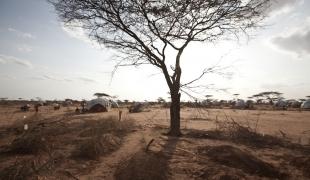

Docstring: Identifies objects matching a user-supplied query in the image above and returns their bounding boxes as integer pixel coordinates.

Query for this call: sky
[0,0,309,101]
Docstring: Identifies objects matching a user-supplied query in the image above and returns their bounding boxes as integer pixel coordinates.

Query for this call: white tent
[235,99,245,108]
[86,98,111,112]
[274,100,287,108]
[201,100,210,107]
[110,100,119,108]
[288,100,301,108]
[301,100,310,109]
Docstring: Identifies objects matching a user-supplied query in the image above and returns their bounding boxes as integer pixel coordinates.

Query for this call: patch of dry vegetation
[185,117,306,150]
[79,115,135,137]
[9,132,50,154]
[197,145,287,178]
[288,156,310,178]
[0,153,65,180]
[114,150,168,180]
[0,112,137,179]
[0,159,34,180]
[75,115,136,160]
[77,134,121,160]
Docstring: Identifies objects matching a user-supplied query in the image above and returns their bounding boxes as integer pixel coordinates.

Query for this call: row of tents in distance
[2,92,310,112]
[16,98,310,113]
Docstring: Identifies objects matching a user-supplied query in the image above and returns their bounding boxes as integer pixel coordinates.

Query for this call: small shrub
[80,116,135,137]
[9,132,49,154]
[0,160,34,180]
[77,133,121,160]
[115,151,168,180]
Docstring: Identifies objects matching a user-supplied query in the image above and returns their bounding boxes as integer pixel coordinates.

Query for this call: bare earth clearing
[0,105,309,179]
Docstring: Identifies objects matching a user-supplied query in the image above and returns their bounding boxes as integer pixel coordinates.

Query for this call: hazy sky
[0,0,309,101]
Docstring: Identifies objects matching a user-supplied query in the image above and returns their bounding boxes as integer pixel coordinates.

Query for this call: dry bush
[77,133,121,160]
[9,132,50,154]
[0,154,64,180]
[5,114,44,135]
[79,116,135,137]
[289,156,310,178]
[0,160,34,180]
[197,145,287,179]
[114,151,168,180]
[213,117,287,148]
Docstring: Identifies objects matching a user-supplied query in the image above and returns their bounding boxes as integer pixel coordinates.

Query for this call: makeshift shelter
[201,100,211,107]
[86,98,111,112]
[301,100,310,109]
[129,102,146,113]
[234,99,245,109]
[288,100,301,108]
[274,100,287,110]
[245,100,254,109]
[110,100,119,108]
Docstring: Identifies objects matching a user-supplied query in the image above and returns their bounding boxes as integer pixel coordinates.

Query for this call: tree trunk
[168,88,181,136]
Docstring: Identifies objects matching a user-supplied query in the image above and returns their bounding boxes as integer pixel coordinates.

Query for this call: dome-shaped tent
[301,100,310,109]
[201,100,211,107]
[235,99,245,109]
[274,100,287,109]
[110,100,119,108]
[86,98,111,112]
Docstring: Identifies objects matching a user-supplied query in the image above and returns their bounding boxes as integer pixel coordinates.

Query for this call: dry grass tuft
[79,115,136,137]
[289,156,310,178]
[213,118,287,148]
[9,132,50,154]
[77,133,121,160]
[0,154,64,180]
[0,160,34,180]
[114,151,168,180]
[76,116,135,160]
[197,145,287,178]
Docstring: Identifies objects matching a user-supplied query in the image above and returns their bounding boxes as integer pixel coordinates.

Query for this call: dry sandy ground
[0,105,310,179]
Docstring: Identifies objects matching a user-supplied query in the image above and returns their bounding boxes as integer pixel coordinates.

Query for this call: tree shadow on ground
[114,135,179,180]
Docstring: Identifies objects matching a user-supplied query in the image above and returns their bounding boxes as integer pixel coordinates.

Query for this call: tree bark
[168,87,181,136]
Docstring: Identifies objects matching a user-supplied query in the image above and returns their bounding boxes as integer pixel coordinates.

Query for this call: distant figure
[81,100,86,112]
[75,107,80,113]
[35,104,40,112]
[119,110,122,121]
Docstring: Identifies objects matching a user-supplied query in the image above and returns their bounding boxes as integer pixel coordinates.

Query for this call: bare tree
[253,91,283,105]
[49,0,270,136]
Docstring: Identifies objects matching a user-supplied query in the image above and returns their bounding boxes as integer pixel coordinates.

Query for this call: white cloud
[17,44,33,53]
[30,76,46,81]
[78,77,97,83]
[8,27,36,39]
[61,24,90,43]
[0,54,34,68]
[61,22,103,49]
[43,75,61,81]
[260,82,287,90]
[270,17,310,57]
[0,58,6,64]
[30,73,96,83]
[266,0,303,17]
[39,74,74,82]
[0,74,16,80]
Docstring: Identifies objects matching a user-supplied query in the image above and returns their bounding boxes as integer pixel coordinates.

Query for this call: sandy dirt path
[79,130,147,180]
